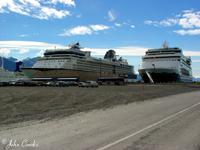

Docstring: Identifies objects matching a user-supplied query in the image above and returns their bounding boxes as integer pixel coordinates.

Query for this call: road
[0,91,200,150]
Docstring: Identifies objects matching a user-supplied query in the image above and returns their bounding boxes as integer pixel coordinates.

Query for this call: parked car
[9,80,17,86]
[78,81,98,88]
[13,80,26,86]
[35,81,47,86]
[78,82,88,87]
[86,81,98,87]
[55,81,72,87]
[45,81,78,87]
[66,81,78,86]
[46,81,57,87]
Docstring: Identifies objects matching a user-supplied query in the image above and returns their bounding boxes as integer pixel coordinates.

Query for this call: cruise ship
[138,43,193,83]
[22,43,134,81]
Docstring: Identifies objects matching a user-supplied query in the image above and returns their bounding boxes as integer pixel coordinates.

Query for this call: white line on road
[96,102,200,150]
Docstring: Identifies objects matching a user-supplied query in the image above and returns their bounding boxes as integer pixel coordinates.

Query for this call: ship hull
[139,68,181,83]
[22,68,119,81]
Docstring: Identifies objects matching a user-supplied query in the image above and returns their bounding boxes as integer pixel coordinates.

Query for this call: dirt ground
[0,84,199,129]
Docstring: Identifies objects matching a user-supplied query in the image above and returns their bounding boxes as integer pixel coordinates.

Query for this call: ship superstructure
[22,43,134,81]
[138,44,192,83]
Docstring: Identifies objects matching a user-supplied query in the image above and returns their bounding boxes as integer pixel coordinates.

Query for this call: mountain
[22,57,38,67]
[0,57,37,71]
[193,77,200,82]
[0,57,17,71]
[7,57,18,62]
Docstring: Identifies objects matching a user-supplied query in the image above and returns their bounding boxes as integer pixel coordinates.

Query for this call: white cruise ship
[22,43,134,81]
[138,43,193,83]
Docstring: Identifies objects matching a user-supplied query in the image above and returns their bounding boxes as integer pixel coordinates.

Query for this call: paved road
[0,91,200,150]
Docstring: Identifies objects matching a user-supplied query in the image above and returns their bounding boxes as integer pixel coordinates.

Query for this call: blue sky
[0,0,200,77]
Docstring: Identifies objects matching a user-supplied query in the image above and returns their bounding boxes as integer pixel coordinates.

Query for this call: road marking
[96,102,200,150]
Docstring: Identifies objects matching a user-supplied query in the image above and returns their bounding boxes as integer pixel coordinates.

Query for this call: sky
[0,0,200,77]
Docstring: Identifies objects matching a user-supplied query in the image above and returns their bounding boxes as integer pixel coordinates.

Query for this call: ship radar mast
[162,41,169,49]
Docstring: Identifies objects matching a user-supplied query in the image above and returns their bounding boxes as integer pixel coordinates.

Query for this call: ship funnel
[104,50,117,61]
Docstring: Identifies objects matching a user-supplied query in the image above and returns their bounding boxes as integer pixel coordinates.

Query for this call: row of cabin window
[144,59,180,61]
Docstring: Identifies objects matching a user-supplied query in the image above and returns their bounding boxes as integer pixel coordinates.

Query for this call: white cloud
[174,29,200,36]
[179,10,200,29]
[38,7,70,20]
[19,48,29,54]
[144,20,156,27]
[183,50,200,56]
[51,0,75,6]
[160,18,178,27]
[0,48,11,56]
[59,24,110,36]
[83,46,148,56]
[59,26,92,36]
[192,59,200,63]
[19,34,28,37]
[85,46,200,57]
[145,10,200,36]
[144,19,178,27]
[1,41,63,49]
[19,0,40,7]
[0,0,29,16]
[0,0,73,20]
[90,24,110,31]
[0,41,65,58]
[111,46,147,56]
[36,49,45,57]
[1,41,200,58]
[130,25,135,28]
[114,22,135,29]
[108,10,117,22]
[114,23,122,27]
[0,41,147,56]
